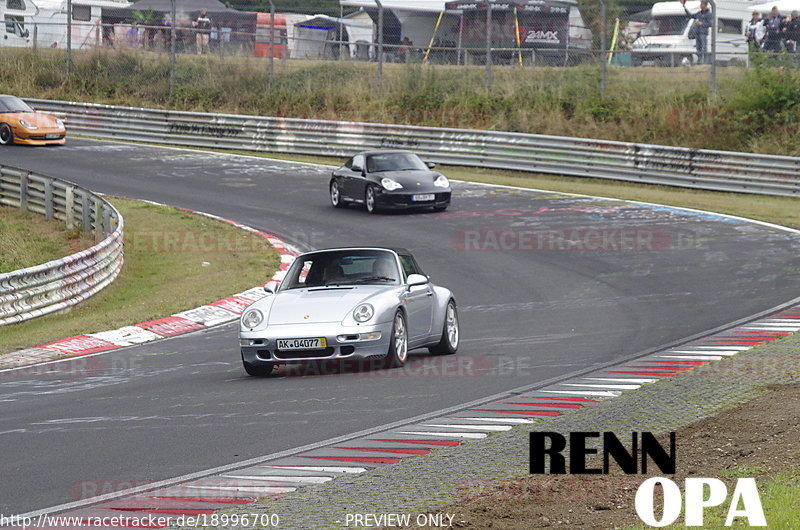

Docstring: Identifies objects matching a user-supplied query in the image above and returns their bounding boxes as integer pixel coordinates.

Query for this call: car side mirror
[351,165,363,173]
[263,280,279,294]
[426,161,436,169]
[407,274,428,287]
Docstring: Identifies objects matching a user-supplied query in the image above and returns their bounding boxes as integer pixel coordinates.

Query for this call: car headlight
[381,178,403,191]
[353,303,374,323]
[55,118,65,128]
[434,175,450,188]
[242,309,264,328]
[19,119,38,130]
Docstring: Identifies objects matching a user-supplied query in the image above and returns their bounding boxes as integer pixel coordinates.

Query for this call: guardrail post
[82,191,91,233]
[485,3,493,91]
[710,0,717,96]
[94,199,103,241]
[65,186,75,230]
[599,0,607,98]
[44,179,54,221]
[103,207,112,234]
[375,0,384,91]
[20,172,29,213]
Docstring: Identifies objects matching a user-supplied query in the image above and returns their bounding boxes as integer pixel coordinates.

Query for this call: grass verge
[5,48,800,155]
[0,197,279,355]
[0,206,94,273]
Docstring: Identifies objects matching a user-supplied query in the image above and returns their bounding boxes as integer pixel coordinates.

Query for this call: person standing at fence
[762,7,785,54]
[781,11,800,53]
[745,11,766,52]
[193,9,212,54]
[680,0,712,65]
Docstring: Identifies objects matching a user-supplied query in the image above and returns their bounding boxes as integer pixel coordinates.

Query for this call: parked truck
[631,0,751,66]
[2,0,132,49]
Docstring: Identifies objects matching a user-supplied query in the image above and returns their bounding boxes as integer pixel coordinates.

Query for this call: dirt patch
[421,384,800,529]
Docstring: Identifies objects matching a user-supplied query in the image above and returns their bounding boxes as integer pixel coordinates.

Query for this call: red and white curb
[0,203,299,372]
[13,304,798,527]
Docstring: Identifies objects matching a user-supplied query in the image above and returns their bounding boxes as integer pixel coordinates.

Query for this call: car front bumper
[240,320,394,365]
[13,127,66,145]
[374,189,451,210]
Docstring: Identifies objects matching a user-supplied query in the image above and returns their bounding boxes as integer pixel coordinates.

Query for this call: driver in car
[372,257,399,281]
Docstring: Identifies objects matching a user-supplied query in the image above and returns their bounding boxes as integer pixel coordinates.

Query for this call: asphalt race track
[1,139,798,514]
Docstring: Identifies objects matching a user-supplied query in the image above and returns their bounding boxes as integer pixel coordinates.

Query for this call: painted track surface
[0,139,798,515]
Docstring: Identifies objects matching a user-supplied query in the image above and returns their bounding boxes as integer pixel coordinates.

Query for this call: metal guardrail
[28,99,800,198]
[0,165,124,326]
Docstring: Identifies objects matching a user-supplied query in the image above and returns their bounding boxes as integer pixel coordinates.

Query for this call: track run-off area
[1,138,799,515]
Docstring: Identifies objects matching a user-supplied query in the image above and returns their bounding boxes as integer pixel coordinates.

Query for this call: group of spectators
[121,9,217,54]
[745,7,800,53]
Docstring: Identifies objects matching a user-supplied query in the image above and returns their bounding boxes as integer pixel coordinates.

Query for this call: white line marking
[560,383,641,390]
[422,424,512,431]
[668,350,739,356]
[659,355,723,361]
[584,378,657,384]
[744,324,800,332]
[398,431,487,439]
[185,485,296,493]
[454,417,534,424]
[687,346,751,350]
[268,466,366,474]
[221,475,332,484]
[540,390,621,397]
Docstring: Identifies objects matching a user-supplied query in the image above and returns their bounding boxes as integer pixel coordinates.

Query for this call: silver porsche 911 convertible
[239,247,459,377]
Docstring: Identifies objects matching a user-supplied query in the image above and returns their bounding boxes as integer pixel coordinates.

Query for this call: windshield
[642,16,691,36]
[280,249,401,290]
[0,96,33,113]
[366,153,428,173]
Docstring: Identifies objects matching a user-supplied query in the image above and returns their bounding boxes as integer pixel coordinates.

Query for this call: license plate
[412,194,435,202]
[277,337,327,350]
[45,134,61,139]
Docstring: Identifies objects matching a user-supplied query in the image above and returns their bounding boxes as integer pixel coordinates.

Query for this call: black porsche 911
[329,150,451,213]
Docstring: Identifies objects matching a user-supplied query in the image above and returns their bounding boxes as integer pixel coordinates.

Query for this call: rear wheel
[330,180,344,208]
[365,185,378,214]
[385,311,408,368]
[429,300,459,355]
[0,124,13,145]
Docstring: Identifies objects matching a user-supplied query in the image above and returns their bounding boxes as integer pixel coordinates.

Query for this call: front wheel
[0,124,13,146]
[385,311,408,368]
[365,185,378,214]
[243,361,274,377]
[330,180,344,208]
[429,300,459,355]
[242,351,274,376]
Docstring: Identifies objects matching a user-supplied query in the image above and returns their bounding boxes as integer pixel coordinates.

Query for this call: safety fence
[0,165,124,326]
[9,0,784,96]
[28,98,800,198]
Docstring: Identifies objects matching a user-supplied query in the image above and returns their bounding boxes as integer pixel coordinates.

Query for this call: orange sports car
[0,95,66,146]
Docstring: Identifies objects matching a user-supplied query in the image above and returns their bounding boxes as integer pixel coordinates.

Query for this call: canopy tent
[123,0,240,12]
[445,0,589,51]
[103,0,257,47]
[293,14,374,59]
[105,0,255,26]
[340,0,447,14]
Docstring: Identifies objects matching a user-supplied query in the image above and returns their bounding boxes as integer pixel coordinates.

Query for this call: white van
[1,0,129,49]
[631,0,750,65]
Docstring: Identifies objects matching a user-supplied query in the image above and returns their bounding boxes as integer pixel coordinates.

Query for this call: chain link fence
[5,0,789,95]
